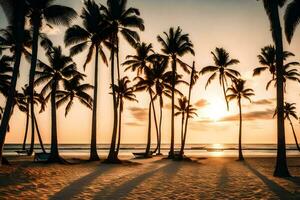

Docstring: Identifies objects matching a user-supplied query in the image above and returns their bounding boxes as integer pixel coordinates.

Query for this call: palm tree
[100,0,144,162]
[260,0,290,177]
[123,42,161,154]
[226,79,254,161]
[64,0,111,161]
[175,96,197,145]
[25,0,77,158]
[200,47,240,111]
[284,0,300,44]
[0,0,27,165]
[17,85,46,153]
[35,45,80,163]
[0,56,13,97]
[157,26,194,158]
[112,76,137,159]
[274,102,300,151]
[123,42,155,75]
[180,62,199,158]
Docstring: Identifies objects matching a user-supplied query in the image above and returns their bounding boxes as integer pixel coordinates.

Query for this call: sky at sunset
[1,0,300,145]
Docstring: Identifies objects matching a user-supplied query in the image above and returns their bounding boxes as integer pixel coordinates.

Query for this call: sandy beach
[0,156,300,199]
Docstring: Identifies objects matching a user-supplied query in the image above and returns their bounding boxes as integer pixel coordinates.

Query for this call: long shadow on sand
[217,165,228,191]
[243,161,298,199]
[92,162,173,200]
[49,165,113,200]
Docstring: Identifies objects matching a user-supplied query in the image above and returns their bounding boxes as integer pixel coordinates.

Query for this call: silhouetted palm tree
[260,0,290,177]
[100,0,144,162]
[25,0,77,158]
[0,56,13,97]
[112,76,137,159]
[284,0,300,43]
[157,26,194,158]
[64,0,111,161]
[18,85,46,153]
[123,42,161,154]
[180,62,199,158]
[35,45,81,163]
[175,96,197,144]
[200,47,240,111]
[0,0,27,165]
[274,102,300,151]
[226,79,254,161]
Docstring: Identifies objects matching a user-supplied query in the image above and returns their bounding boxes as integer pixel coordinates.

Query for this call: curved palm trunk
[48,80,60,162]
[222,76,229,111]
[149,92,159,154]
[157,101,163,155]
[169,57,176,158]
[28,16,41,156]
[145,102,152,157]
[89,45,100,161]
[107,35,118,162]
[0,1,26,165]
[34,114,46,153]
[288,118,300,151]
[264,1,290,177]
[180,63,195,157]
[115,97,122,158]
[238,98,244,161]
[22,104,29,150]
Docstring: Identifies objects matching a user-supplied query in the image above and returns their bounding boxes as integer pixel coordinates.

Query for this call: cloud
[125,122,144,127]
[195,99,209,108]
[251,98,275,105]
[220,109,274,122]
[128,107,148,121]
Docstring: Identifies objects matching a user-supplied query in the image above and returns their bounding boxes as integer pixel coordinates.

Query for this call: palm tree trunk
[222,76,229,111]
[107,35,118,162]
[22,104,29,150]
[181,113,184,144]
[48,80,60,162]
[0,1,26,165]
[180,62,195,157]
[34,114,46,153]
[145,102,152,157]
[238,98,244,161]
[288,118,300,151]
[89,45,100,161]
[169,56,176,158]
[158,100,163,155]
[28,16,40,156]
[149,92,159,154]
[264,1,290,177]
[115,97,122,158]
[116,36,120,82]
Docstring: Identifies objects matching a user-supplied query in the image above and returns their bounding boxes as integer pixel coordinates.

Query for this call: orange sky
[1,0,300,144]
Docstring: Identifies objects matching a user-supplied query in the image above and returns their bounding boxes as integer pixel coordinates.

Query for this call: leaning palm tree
[0,0,27,165]
[157,26,194,158]
[100,0,144,162]
[226,79,254,161]
[25,0,77,158]
[200,47,240,111]
[284,0,300,44]
[17,85,46,153]
[35,45,81,163]
[64,0,111,161]
[123,42,160,154]
[260,0,290,177]
[112,76,137,160]
[175,96,197,144]
[274,102,300,151]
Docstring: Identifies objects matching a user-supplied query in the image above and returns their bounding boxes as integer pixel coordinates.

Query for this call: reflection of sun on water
[210,144,225,157]
[205,99,228,122]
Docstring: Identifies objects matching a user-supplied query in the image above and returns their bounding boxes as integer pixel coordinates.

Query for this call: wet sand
[1,156,300,199]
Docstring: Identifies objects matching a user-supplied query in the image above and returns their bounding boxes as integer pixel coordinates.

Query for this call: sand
[1,155,300,199]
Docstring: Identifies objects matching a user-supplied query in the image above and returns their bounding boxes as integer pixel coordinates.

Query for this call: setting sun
[205,99,228,122]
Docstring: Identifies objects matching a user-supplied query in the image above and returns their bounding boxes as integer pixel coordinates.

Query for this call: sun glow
[205,99,228,122]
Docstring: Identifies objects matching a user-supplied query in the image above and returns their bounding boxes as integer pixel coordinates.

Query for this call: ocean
[3,144,300,157]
